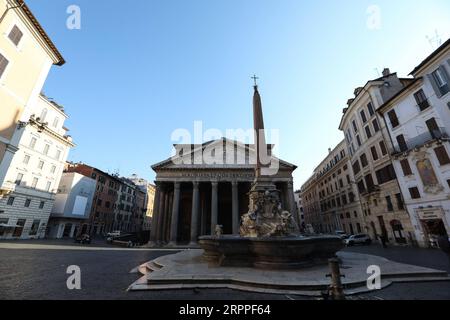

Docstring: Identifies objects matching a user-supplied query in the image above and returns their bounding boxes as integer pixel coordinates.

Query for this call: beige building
[339,69,415,245]
[300,141,365,235]
[0,0,64,188]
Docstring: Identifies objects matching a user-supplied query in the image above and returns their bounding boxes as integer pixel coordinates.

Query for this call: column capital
[231,180,238,187]
[192,181,200,188]
[174,182,181,189]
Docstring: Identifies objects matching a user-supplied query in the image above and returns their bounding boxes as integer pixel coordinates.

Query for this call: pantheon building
[149,138,298,247]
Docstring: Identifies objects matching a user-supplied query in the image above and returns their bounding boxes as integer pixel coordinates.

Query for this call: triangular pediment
[152,138,296,171]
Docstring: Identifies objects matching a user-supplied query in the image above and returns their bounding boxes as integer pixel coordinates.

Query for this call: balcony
[392,128,449,155]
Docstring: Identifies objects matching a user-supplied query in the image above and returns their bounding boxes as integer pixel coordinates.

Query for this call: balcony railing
[392,128,449,155]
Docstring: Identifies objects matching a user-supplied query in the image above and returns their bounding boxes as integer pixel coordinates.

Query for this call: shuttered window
[434,146,450,166]
[388,110,400,128]
[414,89,430,111]
[400,159,412,176]
[371,146,379,161]
[409,187,421,199]
[0,53,9,78]
[396,134,408,152]
[8,25,23,46]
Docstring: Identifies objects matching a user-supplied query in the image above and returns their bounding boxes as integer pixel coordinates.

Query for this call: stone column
[148,184,161,246]
[210,181,219,235]
[232,181,239,235]
[287,181,298,224]
[189,181,200,246]
[162,191,170,243]
[168,182,181,246]
[155,186,166,244]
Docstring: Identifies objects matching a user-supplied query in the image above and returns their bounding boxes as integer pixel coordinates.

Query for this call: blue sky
[27,0,450,189]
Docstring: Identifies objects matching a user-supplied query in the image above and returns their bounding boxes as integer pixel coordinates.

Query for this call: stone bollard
[326,257,346,300]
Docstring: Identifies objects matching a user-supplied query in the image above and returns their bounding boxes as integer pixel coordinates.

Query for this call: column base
[166,241,178,248]
[188,241,200,248]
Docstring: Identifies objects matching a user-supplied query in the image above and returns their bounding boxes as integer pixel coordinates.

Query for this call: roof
[410,37,450,76]
[14,0,65,65]
[377,77,423,114]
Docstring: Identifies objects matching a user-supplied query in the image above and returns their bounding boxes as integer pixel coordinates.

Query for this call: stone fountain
[198,82,343,270]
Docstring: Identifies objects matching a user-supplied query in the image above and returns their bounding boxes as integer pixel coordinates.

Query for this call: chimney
[382,68,391,77]
[328,148,332,153]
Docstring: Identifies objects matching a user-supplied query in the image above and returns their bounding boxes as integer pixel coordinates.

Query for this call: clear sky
[27,0,450,189]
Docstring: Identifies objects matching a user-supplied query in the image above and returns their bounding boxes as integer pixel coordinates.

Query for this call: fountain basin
[198,235,344,270]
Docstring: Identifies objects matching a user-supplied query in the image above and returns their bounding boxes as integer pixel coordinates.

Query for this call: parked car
[74,234,91,244]
[107,231,122,237]
[335,230,349,239]
[344,234,372,246]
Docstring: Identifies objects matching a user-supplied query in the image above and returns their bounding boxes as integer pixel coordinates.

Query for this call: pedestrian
[380,234,387,249]
[437,235,450,265]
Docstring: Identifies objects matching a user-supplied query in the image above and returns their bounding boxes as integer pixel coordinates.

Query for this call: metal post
[326,258,346,300]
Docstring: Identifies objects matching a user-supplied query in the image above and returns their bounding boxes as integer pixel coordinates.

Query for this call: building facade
[47,172,96,239]
[65,163,121,235]
[339,70,415,245]
[0,0,64,188]
[300,141,365,235]
[0,94,73,239]
[378,39,450,247]
[149,138,297,247]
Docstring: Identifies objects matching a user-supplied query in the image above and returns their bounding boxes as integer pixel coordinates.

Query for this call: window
[364,174,375,190]
[24,199,31,208]
[45,181,51,192]
[395,193,404,210]
[360,153,368,168]
[55,150,61,160]
[349,192,355,203]
[388,110,400,128]
[431,67,450,96]
[0,53,9,79]
[29,137,37,149]
[356,135,362,147]
[40,108,48,122]
[38,160,44,170]
[43,144,50,155]
[400,159,413,176]
[372,119,380,132]
[52,117,59,128]
[396,134,408,152]
[425,118,441,138]
[39,201,45,209]
[15,173,24,185]
[386,196,394,212]
[0,218,9,236]
[8,25,23,46]
[352,160,361,175]
[23,154,30,164]
[371,146,379,161]
[50,165,56,174]
[7,197,15,205]
[379,141,387,156]
[434,146,450,165]
[357,180,366,194]
[409,187,421,199]
[360,110,367,123]
[365,126,372,139]
[376,164,396,185]
[414,89,430,111]
[29,220,40,236]
[367,102,374,116]
[352,120,358,133]
[31,177,38,188]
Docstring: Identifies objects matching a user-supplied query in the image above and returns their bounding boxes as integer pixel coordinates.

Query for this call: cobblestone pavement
[0,240,449,300]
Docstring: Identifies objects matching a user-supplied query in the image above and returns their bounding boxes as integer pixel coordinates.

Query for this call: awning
[0,223,21,228]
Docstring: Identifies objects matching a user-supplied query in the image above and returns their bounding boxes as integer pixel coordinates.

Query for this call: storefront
[416,207,449,248]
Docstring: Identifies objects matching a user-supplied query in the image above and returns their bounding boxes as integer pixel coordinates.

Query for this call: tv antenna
[426,30,442,49]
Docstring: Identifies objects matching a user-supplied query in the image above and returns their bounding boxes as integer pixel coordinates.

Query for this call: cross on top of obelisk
[251,74,259,86]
